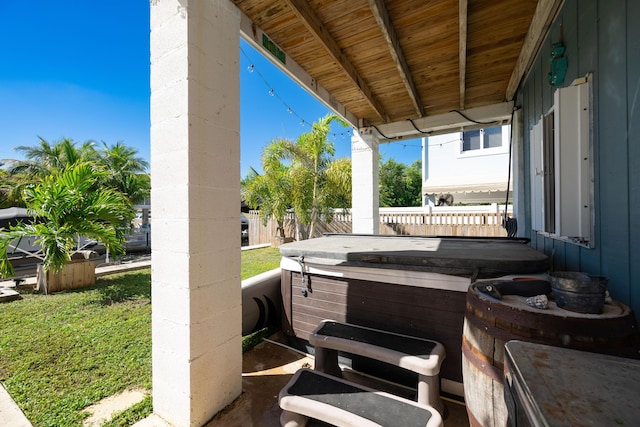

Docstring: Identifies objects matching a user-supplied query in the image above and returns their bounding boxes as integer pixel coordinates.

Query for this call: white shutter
[530,119,544,231]
[554,81,591,243]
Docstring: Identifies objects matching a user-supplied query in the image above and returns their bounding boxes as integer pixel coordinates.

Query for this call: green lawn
[0,246,282,427]
[241,246,282,278]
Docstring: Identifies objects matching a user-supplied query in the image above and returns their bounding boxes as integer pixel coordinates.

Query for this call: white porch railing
[246,204,513,245]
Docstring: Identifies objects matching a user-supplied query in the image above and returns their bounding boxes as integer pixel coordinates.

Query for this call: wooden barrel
[462,283,640,427]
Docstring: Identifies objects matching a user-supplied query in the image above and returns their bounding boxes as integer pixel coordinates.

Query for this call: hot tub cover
[280,234,548,277]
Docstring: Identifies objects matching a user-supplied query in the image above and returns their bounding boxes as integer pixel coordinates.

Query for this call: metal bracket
[297,256,312,296]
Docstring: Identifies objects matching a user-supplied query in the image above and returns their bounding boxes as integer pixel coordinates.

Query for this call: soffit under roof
[234,0,563,141]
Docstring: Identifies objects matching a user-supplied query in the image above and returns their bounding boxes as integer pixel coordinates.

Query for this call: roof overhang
[367,101,514,142]
[235,0,564,141]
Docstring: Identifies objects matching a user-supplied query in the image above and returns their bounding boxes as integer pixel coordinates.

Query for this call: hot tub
[279,234,549,396]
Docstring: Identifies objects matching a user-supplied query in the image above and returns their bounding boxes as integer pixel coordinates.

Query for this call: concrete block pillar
[351,129,380,234]
[421,136,429,207]
[150,1,242,426]
[512,109,526,235]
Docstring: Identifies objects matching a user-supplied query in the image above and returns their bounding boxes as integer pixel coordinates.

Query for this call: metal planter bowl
[549,272,607,314]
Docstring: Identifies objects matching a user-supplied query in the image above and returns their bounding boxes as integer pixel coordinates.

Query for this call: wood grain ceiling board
[234,0,547,132]
[313,1,408,121]
[385,1,460,117]
[464,0,539,105]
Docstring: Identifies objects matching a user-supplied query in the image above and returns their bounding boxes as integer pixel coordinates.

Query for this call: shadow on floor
[206,332,469,426]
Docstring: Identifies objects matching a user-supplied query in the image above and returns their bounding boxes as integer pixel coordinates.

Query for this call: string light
[379,137,460,151]
[427,138,461,147]
[240,46,352,141]
[385,141,422,149]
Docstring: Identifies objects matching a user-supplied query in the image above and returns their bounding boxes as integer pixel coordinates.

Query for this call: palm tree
[4,138,97,206]
[0,163,134,278]
[4,138,150,207]
[9,137,96,177]
[241,147,293,240]
[0,167,23,208]
[279,113,350,238]
[323,157,352,211]
[94,141,150,204]
[242,114,351,240]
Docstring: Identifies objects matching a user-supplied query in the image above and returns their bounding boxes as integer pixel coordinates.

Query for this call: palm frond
[0,162,135,277]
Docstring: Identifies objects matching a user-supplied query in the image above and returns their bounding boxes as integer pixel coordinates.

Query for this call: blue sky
[0,1,423,177]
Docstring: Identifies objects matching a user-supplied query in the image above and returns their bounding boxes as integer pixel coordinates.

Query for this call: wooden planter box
[36,259,98,294]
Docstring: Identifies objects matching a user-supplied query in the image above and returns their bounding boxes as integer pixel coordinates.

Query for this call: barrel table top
[505,340,640,426]
[468,283,632,319]
[465,283,640,359]
[280,235,549,277]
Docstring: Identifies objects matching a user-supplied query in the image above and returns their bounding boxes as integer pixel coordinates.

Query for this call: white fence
[247,204,512,245]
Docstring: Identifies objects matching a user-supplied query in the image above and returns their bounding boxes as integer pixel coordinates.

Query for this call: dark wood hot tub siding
[281,270,467,383]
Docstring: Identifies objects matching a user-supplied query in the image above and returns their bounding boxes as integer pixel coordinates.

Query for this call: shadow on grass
[92,271,152,305]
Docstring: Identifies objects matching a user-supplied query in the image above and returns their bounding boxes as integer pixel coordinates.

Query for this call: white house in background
[422,125,512,206]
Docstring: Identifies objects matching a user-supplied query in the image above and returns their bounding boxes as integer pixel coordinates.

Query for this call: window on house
[530,77,593,246]
[462,130,481,151]
[484,127,503,148]
[462,126,504,152]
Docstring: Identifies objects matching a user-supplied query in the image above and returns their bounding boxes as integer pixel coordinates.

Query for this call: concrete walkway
[0,384,32,427]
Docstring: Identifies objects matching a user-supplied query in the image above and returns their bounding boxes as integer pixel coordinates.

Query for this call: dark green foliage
[379,158,422,207]
[242,325,280,353]
[3,137,150,207]
[0,163,135,276]
[242,114,351,239]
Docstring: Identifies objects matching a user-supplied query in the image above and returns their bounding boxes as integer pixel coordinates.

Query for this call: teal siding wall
[520,0,640,314]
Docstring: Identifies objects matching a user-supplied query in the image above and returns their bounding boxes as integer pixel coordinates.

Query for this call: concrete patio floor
[205,332,470,426]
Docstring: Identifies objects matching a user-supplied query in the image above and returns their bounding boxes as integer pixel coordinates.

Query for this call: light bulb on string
[241,46,345,133]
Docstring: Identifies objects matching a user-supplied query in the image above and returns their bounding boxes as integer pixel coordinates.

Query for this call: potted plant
[0,163,134,293]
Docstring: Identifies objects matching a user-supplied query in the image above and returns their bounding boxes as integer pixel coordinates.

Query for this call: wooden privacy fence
[246,205,512,246]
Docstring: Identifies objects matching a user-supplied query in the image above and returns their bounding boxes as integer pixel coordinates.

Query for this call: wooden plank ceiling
[233,0,562,140]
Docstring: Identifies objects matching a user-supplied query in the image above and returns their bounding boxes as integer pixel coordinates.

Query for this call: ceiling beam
[366,101,514,142]
[458,0,467,110]
[367,0,423,118]
[506,0,565,100]
[284,0,389,122]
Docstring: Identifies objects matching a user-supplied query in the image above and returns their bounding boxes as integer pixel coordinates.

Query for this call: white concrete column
[512,108,525,235]
[150,1,242,426]
[351,129,380,234]
[421,136,429,207]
